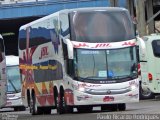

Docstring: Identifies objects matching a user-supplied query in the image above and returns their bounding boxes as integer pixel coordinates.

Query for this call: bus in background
[5,55,25,111]
[136,44,154,100]
[138,34,160,98]
[138,63,154,99]
[0,34,7,108]
[19,7,139,115]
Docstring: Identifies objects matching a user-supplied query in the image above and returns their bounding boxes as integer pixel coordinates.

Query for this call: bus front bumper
[73,90,139,106]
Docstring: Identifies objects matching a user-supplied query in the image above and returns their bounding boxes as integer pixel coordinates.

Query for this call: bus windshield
[74,47,137,82]
[7,66,21,93]
[69,10,135,42]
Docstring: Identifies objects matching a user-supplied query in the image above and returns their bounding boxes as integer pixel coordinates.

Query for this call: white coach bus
[5,55,25,111]
[138,34,160,96]
[0,34,7,108]
[18,7,139,115]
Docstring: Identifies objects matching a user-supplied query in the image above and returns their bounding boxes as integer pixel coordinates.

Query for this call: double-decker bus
[18,7,139,115]
[0,34,7,108]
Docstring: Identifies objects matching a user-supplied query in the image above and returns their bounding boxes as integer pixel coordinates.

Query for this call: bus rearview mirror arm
[63,39,73,59]
[136,37,146,61]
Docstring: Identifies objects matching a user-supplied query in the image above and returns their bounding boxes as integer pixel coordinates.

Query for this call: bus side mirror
[64,39,73,59]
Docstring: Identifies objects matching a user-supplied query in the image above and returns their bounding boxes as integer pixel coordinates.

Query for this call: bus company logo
[78,83,101,88]
[122,41,135,46]
[39,46,49,59]
[94,43,111,48]
[103,96,114,102]
[73,42,89,48]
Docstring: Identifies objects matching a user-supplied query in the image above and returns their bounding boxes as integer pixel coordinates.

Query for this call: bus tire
[64,102,73,113]
[43,107,51,114]
[18,106,26,111]
[118,103,126,111]
[139,84,154,100]
[14,107,19,111]
[101,104,118,111]
[30,94,42,115]
[56,94,65,114]
[77,106,92,113]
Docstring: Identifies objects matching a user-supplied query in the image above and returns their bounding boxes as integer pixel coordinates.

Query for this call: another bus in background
[5,55,25,111]
[0,34,7,108]
[138,34,160,99]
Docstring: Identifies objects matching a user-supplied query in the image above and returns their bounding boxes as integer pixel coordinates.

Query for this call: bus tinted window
[152,40,160,57]
[70,10,135,42]
[19,30,26,50]
[34,60,63,83]
[0,38,4,62]
[29,27,51,48]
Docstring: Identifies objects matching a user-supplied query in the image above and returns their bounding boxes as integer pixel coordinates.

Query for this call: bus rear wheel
[30,94,42,115]
[56,94,73,114]
[56,95,65,114]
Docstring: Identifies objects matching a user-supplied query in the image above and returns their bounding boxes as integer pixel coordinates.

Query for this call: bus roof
[6,55,19,66]
[19,7,128,30]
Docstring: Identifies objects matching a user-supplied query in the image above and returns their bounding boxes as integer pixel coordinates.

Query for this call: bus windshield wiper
[113,75,136,79]
[78,76,99,81]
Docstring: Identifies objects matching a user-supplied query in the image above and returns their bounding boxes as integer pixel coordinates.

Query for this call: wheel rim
[30,95,37,114]
[62,96,65,108]
[30,99,33,113]
[56,96,59,108]
[34,97,38,113]
[141,88,152,97]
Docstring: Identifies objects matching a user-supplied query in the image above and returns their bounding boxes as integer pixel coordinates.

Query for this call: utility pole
[126,0,135,17]
[146,0,155,34]
[135,0,147,37]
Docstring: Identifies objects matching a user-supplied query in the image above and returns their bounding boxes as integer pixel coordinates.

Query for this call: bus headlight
[76,86,90,92]
[130,85,137,90]
[78,87,85,92]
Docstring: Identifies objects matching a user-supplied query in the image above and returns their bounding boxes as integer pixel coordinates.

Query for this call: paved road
[0,99,160,120]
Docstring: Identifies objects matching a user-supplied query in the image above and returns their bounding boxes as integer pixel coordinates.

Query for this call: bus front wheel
[77,106,93,113]
[118,103,126,111]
